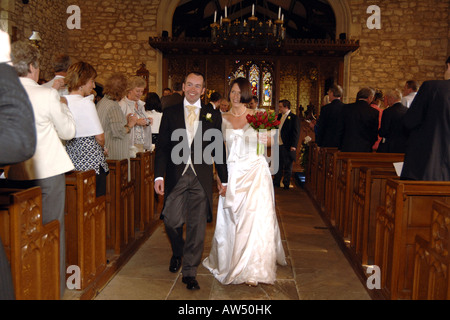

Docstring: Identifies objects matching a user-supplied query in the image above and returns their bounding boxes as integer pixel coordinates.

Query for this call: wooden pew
[375,180,450,300]
[350,166,398,265]
[333,153,404,239]
[412,201,450,300]
[314,147,329,213]
[324,148,339,222]
[0,187,60,299]
[65,170,106,290]
[130,151,155,232]
[106,159,135,255]
[304,142,319,199]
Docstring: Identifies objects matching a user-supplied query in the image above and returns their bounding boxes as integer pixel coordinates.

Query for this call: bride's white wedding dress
[203,118,287,285]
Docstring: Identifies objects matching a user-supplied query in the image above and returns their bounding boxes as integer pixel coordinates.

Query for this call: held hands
[257,131,268,145]
[216,176,227,197]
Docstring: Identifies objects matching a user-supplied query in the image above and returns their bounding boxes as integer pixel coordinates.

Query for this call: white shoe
[245,279,258,287]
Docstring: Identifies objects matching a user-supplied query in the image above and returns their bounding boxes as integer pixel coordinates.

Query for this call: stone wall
[1,0,69,81]
[346,0,449,102]
[2,0,449,100]
[65,0,161,90]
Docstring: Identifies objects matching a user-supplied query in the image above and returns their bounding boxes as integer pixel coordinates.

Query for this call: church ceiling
[172,0,336,40]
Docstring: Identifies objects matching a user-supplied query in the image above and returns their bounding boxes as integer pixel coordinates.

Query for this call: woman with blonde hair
[119,76,152,156]
[97,73,138,160]
[64,61,109,196]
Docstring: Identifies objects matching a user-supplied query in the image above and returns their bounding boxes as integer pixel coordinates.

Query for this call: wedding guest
[401,80,418,108]
[0,30,37,301]
[377,89,409,153]
[8,40,76,297]
[145,91,162,145]
[219,98,230,113]
[370,89,384,151]
[161,81,183,110]
[207,91,222,110]
[0,31,36,167]
[97,73,138,161]
[248,95,259,110]
[64,61,109,196]
[400,57,450,180]
[119,76,152,155]
[340,87,379,152]
[41,53,71,96]
[315,84,344,148]
[273,99,300,189]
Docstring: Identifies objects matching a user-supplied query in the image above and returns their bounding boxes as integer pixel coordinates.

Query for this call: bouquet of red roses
[246,111,280,155]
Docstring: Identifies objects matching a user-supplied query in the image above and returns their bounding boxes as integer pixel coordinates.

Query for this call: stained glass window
[262,67,273,107]
[230,61,274,109]
[249,64,260,98]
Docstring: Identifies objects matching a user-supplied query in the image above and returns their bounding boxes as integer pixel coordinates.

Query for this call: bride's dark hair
[229,77,252,104]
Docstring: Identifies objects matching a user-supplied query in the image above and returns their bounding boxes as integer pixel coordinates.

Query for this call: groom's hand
[154,179,164,195]
[218,183,227,197]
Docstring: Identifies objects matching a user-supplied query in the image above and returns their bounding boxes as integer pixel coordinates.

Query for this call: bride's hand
[217,179,227,197]
[219,184,227,197]
[258,131,268,145]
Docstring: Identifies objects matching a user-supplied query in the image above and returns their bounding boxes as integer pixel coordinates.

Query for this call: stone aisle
[93,184,371,300]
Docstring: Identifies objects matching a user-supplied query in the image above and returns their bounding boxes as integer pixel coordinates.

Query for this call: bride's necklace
[230,107,247,117]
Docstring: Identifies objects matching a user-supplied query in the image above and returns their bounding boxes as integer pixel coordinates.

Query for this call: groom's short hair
[184,71,206,88]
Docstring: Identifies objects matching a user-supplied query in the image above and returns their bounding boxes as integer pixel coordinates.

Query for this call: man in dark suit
[0,30,37,300]
[273,99,300,189]
[315,84,344,148]
[206,91,222,110]
[340,87,379,152]
[377,89,409,153]
[154,72,228,290]
[400,56,450,180]
[161,81,183,110]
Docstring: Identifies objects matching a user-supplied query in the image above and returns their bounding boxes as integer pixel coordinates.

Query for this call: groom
[154,72,228,290]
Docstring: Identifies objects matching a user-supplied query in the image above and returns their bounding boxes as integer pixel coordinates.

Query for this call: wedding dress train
[203,119,287,285]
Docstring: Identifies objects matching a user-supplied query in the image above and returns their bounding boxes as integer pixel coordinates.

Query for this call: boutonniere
[287,116,291,120]
[203,113,213,123]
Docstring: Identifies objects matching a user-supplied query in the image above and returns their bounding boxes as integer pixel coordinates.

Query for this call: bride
[203,77,287,286]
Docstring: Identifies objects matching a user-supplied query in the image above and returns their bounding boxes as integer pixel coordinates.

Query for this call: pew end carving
[65,170,106,290]
[412,201,450,300]
[0,187,60,300]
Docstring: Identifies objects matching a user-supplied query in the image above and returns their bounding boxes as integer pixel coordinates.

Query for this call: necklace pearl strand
[230,107,247,117]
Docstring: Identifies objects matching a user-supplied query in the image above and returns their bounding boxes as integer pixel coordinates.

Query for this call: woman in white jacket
[8,40,76,298]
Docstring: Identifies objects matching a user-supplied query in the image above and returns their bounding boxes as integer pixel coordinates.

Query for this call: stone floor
[93,183,371,301]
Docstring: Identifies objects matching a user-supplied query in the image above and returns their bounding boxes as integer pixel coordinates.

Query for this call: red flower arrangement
[246,111,281,155]
[246,111,280,130]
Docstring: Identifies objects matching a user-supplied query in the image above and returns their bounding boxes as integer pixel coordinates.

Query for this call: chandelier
[210,4,285,52]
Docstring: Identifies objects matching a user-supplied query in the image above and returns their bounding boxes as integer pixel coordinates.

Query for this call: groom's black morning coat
[155,102,228,221]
